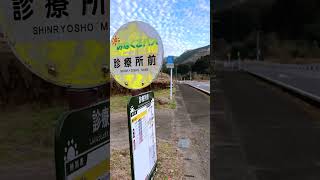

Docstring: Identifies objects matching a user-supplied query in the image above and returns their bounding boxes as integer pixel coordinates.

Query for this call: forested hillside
[214,0,320,62]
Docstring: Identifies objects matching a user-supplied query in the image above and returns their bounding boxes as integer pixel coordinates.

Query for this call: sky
[110,0,210,57]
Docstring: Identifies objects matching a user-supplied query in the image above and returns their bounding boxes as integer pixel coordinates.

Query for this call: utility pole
[237,51,241,70]
[189,65,192,81]
[175,66,177,81]
[256,30,260,61]
[227,53,231,69]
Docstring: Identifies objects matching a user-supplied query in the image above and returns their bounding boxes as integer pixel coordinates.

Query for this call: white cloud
[198,0,210,12]
[110,0,210,57]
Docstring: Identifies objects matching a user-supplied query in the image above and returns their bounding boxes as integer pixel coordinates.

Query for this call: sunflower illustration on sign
[112,35,120,46]
[110,21,164,90]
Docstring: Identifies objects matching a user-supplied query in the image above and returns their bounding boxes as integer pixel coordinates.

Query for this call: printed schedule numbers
[129,99,157,180]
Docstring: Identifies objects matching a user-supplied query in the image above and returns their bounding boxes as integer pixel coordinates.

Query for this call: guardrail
[241,61,320,78]
[216,60,320,72]
[215,60,320,75]
[214,60,240,71]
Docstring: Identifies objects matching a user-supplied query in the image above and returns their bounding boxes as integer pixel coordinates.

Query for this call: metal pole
[170,68,173,100]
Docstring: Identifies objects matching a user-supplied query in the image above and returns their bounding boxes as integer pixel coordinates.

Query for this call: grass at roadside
[110,87,176,113]
[0,87,177,164]
[110,139,184,180]
[0,103,66,164]
[110,94,131,113]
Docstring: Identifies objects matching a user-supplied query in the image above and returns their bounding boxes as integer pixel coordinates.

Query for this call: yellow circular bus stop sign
[110,21,164,90]
[0,0,109,88]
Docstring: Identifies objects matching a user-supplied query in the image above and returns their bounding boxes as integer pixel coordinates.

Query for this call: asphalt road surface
[213,71,320,180]
[178,83,210,130]
[245,68,320,101]
[176,84,210,179]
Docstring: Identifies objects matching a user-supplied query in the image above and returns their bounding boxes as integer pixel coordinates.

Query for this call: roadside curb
[245,71,320,106]
[185,83,210,95]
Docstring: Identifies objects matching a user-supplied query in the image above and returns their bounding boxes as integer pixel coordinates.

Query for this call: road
[213,70,320,180]
[243,66,320,102]
[175,83,210,179]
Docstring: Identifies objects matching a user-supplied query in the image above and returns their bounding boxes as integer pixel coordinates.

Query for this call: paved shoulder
[245,68,320,102]
[220,71,320,180]
[176,84,210,179]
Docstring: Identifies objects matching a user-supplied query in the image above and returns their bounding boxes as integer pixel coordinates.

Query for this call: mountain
[215,0,320,42]
[215,0,275,42]
[175,45,210,65]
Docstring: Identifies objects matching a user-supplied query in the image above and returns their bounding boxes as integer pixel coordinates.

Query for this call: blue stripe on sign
[167,56,174,64]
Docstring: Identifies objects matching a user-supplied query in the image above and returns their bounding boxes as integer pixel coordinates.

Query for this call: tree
[177,64,190,75]
[161,63,170,75]
[192,55,210,74]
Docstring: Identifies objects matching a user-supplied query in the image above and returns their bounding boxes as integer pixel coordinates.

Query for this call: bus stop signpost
[110,21,164,180]
[166,56,174,100]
